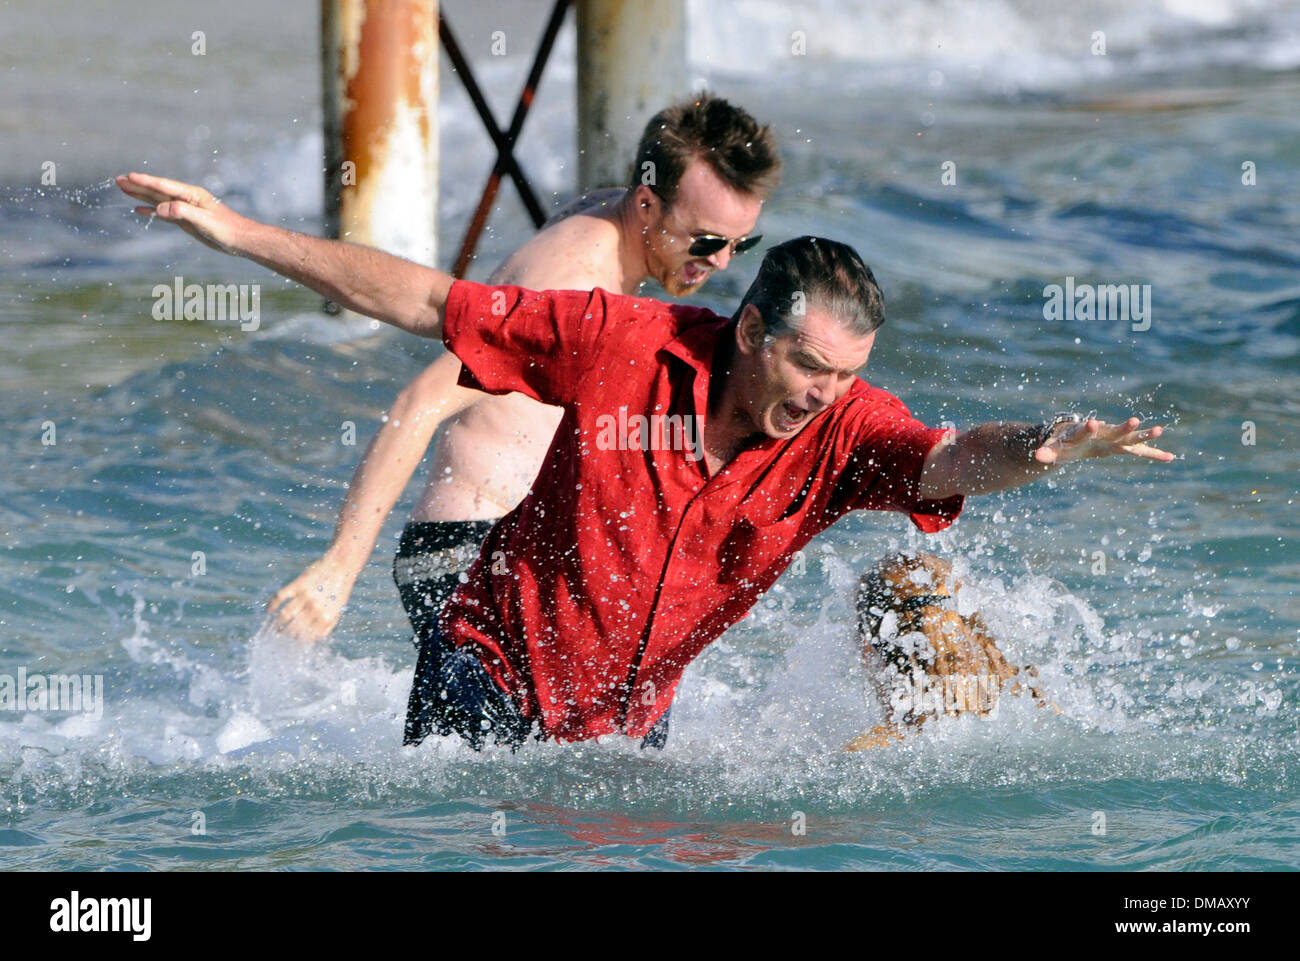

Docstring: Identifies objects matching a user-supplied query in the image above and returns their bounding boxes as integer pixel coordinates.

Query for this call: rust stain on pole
[344,2,430,187]
[323,0,438,269]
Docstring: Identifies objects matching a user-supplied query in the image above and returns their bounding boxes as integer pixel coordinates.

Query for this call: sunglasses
[650,185,762,259]
[687,232,763,258]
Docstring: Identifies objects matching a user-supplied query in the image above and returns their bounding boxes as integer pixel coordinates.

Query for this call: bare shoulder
[543,187,627,227]
[489,193,626,291]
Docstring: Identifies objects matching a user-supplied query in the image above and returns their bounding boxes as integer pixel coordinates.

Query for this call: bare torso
[412,189,637,521]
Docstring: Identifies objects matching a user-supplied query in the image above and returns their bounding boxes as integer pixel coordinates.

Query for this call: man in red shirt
[117,174,1175,750]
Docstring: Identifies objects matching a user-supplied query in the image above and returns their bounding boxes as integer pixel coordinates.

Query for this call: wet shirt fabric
[439,280,964,742]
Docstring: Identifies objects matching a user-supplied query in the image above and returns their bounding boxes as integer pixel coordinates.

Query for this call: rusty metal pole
[576,0,687,193]
[322,0,438,307]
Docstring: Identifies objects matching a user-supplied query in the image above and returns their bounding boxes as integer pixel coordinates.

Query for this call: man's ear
[631,184,660,225]
[735,303,767,356]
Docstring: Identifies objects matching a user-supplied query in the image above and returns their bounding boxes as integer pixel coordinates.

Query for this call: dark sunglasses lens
[688,236,728,257]
[733,235,762,255]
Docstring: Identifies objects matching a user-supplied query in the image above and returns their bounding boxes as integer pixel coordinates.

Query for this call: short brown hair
[630,92,781,204]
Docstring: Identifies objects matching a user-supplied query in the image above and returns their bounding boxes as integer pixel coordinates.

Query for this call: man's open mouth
[681,262,709,286]
[777,401,809,430]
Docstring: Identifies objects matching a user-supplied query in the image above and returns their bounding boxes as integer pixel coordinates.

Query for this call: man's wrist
[1031,412,1085,457]
[325,534,377,571]
[230,215,278,262]
[1005,422,1052,461]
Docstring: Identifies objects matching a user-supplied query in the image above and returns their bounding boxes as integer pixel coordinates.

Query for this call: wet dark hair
[734,236,885,337]
[630,91,781,204]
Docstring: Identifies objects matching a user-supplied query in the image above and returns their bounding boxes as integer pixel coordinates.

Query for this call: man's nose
[809,373,849,409]
[707,245,732,271]
[807,379,831,409]
[830,376,858,404]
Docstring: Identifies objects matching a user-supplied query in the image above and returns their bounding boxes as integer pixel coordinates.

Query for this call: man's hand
[116,172,249,255]
[267,554,360,644]
[117,171,453,337]
[920,416,1175,499]
[1033,417,1174,465]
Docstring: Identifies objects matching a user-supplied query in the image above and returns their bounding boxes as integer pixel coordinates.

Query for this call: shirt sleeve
[834,390,965,533]
[441,280,611,406]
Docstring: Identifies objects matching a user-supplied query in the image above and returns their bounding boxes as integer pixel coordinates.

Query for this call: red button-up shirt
[440,280,963,741]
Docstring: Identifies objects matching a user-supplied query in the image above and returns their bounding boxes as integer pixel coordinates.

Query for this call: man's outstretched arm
[266,353,478,642]
[116,172,452,337]
[918,417,1174,500]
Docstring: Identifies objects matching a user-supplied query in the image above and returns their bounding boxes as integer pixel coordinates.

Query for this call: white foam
[686,0,1300,92]
[0,547,1271,807]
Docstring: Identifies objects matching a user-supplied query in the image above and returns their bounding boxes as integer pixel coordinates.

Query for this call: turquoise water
[1,0,1297,870]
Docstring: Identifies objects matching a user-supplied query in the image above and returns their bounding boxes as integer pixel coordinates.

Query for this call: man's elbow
[392,370,452,426]
[918,472,962,501]
[918,434,963,500]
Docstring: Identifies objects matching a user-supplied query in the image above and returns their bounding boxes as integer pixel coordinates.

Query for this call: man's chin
[763,416,803,439]
[662,268,709,296]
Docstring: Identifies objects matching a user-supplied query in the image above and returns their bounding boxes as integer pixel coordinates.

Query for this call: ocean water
[0,0,1297,870]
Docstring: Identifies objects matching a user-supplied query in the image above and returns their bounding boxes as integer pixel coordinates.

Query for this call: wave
[688,0,1300,93]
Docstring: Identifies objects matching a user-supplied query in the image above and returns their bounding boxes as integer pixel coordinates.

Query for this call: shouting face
[731,302,876,439]
[636,159,764,296]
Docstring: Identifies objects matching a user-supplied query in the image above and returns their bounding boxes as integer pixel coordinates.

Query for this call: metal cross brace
[440,0,572,278]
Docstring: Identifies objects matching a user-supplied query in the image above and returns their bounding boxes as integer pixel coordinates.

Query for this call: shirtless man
[261,95,781,697]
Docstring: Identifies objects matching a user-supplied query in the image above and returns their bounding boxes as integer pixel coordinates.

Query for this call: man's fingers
[1082,419,1162,446]
[291,606,331,644]
[1042,419,1174,463]
[116,176,179,206]
[287,619,316,645]
[128,199,192,224]
[1122,428,1166,448]
[118,173,241,254]
[1105,418,1173,460]
[121,172,209,206]
[1121,442,1176,462]
[272,601,295,631]
[115,174,163,201]
[270,590,340,643]
[1105,419,1146,441]
[1115,424,1171,456]
[267,584,295,614]
[116,180,177,206]
[117,173,213,210]
[129,171,191,194]
[152,200,191,220]
[273,595,306,633]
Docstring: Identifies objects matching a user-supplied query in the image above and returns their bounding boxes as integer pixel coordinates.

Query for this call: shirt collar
[662,315,733,423]
[662,314,732,376]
